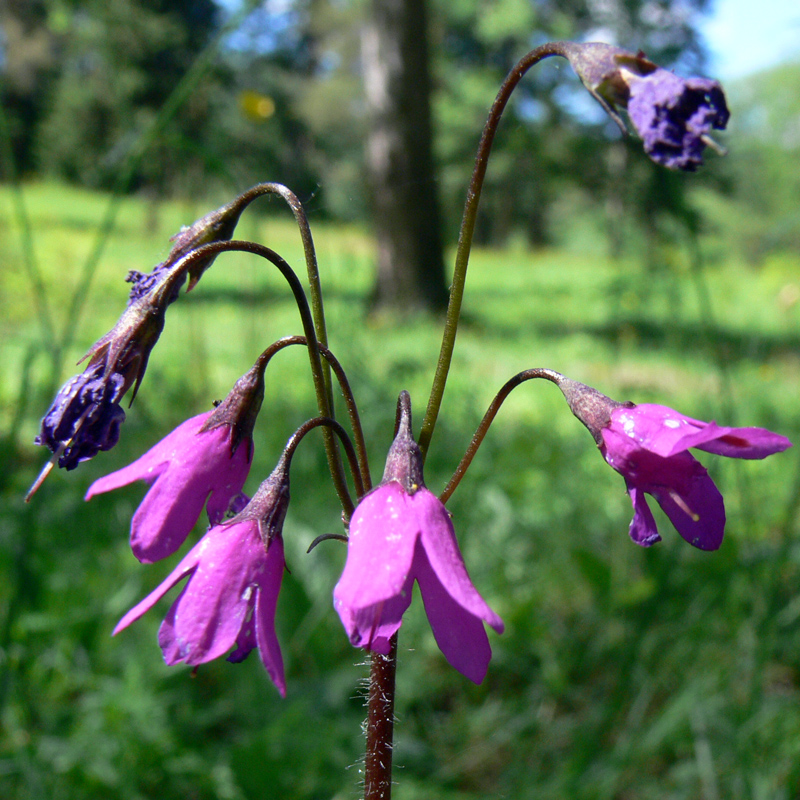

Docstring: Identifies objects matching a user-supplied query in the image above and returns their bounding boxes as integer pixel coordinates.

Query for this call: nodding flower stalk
[418,43,571,460]
[419,42,730,460]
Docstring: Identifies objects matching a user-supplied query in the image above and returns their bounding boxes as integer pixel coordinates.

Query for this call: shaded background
[2,1,800,797]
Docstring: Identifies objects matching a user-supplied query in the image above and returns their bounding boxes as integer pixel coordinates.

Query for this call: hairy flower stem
[439,368,564,504]
[262,336,372,493]
[364,634,398,800]
[419,42,570,460]
[282,417,365,500]
[169,240,353,517]
[233,183,334,406]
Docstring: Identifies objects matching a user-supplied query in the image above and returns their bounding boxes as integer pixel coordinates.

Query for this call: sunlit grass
[2,180,800,799]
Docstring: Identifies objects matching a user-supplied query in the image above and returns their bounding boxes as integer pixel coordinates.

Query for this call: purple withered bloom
[626,72,729,171]
[113,462,291,696]
[35,283,174,471]
[557,376,791,550]
[126,194,247,305]
[562,41,729,171]
[36,364,127,470]
[333,392,504,684]
[85,358,267,563]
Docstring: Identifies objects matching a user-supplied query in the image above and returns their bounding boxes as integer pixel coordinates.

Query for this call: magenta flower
[601,404,791,550]
[86,411,251,563]
[556,373,791,550]
[86,359,267,563]
[334,392,504,684]
[114,464,291,696]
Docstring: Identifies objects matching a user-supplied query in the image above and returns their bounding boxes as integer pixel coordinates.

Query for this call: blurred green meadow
[2,180,800,799]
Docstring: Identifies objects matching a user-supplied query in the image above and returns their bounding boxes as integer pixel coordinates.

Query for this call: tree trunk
[361,0,448,311]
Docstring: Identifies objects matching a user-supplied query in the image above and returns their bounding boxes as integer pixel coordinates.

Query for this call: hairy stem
[364,634,398,800]
[439,367,564,504]
[419,42,569,460]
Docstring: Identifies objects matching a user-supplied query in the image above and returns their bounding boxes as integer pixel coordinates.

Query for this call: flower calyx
[229,460,291,549]
[201,358,267,461]
[554,375,632,445]
[381,391,424,495]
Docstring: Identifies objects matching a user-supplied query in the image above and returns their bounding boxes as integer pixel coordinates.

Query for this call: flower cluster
[29,40,791,717]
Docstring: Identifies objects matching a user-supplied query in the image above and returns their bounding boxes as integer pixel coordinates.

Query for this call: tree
[361,0,449,311]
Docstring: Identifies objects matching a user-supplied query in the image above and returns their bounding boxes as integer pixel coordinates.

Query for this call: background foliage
[2,1,800,798]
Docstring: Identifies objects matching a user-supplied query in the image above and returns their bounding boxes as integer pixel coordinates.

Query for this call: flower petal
[112,548,200,636]
[626,483,662,547]
[168,521,265,664]
[648,461,725,551]
[413,541,494,684]
[334,575,414,655]
[692,427,792,460]
[127,468,212,563]
[254,536,287,697]
[415,488,504,634]
[85,413,211,500]
[333,482,418,611]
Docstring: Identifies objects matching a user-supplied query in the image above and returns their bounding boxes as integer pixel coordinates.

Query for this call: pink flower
[333,392,504,684]
[86,360,266,563]
[114,465,290,696]
[86,411,251,563]
[601,404,791,550]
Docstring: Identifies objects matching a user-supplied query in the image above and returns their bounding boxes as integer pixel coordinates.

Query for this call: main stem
[364,634,398,800]
[418,42,569,460]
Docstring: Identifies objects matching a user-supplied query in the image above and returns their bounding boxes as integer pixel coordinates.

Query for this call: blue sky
[700,0,800,78]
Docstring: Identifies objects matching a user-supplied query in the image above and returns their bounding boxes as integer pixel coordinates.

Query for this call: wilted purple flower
[126,194,247,305]
[114,463,291,696]
[333,392,504,684]
[35,363,127,470]
[85,358,266,562]
[558,376,791,550]
[626,72,729,171]
[562,42,729,171]
[35,287,172,470]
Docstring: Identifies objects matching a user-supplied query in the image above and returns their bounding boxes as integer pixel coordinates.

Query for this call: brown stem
[418,42,571,460]
[439,368,564,504]
[364,634,398,800]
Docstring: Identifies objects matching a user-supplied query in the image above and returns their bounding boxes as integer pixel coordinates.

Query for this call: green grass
[2,181,800,799]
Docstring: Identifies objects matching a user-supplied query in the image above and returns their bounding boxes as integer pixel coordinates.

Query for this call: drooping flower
[86,358,266,563]
[113,462,291,696]
[626,71,729,171]
[557,376,792,550]
[562,42,729,171]
[126,193,248,305]
[333,392,504,684]
[35,282,175,470]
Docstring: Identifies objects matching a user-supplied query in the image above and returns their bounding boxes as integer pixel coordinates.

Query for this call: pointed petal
[169,521,266,664]
[85,413,211,500]
[254,536,286,697]
[649,461,725,551]
[113,548,200,636]
[333,482,418,610]
[414,489,503,634]
[626,483,662,546]
[414,542,494,684]
[692,427,792,460]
